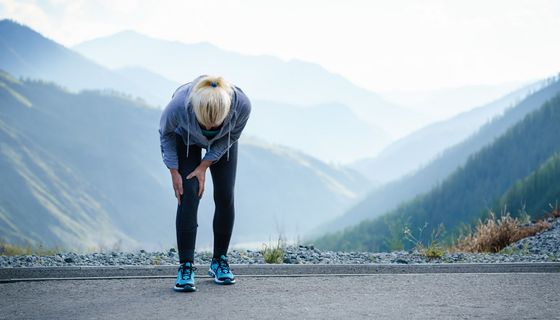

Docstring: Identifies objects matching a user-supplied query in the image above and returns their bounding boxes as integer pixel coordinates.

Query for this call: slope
[0,70,370,250]
[247,100,386,164]
[314,92,560,251]
[352,80,544,183]
[497,153,560,218]
[0,19,170,107]
[313,75,560,236]
[0,72,135,250]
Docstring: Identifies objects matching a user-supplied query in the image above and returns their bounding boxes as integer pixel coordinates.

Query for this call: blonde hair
[189,75,234,129]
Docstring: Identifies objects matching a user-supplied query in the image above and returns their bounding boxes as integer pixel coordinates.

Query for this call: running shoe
[174,262,197,292]
[208,254,236,284]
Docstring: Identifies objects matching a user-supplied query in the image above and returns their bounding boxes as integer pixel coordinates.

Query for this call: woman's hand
[186,160,213,198]
[170,169,183,205]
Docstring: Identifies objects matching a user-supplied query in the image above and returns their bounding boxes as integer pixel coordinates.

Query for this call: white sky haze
[2,0,560,92]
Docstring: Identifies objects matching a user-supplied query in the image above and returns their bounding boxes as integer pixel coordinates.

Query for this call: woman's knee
[181,176,200,198]
[213,186,234,206]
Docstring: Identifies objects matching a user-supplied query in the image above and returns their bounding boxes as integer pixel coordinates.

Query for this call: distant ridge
[0,69,370,250]
[74,29,426,140]
[313,75,560,237]
[0,19,176,107]
[314,77,560,251]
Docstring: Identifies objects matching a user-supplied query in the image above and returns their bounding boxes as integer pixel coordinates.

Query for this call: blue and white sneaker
[208,255,236,284]
[174,262,197,292]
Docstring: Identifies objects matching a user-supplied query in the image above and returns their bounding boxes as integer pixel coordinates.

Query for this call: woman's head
[189,75,234,129]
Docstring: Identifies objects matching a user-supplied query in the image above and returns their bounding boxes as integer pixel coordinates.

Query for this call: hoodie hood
[159,75,251,169]
[178,75,239,162]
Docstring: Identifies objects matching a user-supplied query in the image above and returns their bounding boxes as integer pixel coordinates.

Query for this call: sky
[2,0,560,92]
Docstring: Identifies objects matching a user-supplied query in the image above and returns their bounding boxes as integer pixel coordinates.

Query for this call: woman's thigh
[209,141,238,200]
[176,133,202,196]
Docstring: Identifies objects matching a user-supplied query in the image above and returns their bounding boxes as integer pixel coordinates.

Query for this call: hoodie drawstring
[186,119,190,158]
[227,121,231,161]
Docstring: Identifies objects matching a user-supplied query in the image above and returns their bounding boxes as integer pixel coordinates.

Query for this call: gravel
[2,217,559,268]
[504,216,560,256]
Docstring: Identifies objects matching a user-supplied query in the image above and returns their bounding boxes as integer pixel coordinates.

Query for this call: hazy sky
[2,0,560,92]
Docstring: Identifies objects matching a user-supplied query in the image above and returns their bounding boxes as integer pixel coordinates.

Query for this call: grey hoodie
[159,75,252,169]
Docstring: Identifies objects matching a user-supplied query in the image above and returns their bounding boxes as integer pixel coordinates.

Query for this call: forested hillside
[352,80,542,184]
[314,93,560,251]
[497,153,560,218]
[312,76,560,236]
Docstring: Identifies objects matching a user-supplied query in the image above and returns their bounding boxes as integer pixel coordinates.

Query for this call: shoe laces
[216,257,231,274]
[179,263,197,280]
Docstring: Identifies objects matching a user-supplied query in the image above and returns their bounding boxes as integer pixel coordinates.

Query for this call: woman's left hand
[186,161,212,198]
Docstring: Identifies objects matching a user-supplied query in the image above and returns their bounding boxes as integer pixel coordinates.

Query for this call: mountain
[313,90,560,251]
[74,30,426,140]
[497,153,560,218]
[312,75,560,236]
[247,100,386,164]
[352,80,544,184]
[0,71,135,250]
[0,19,174,107]
[1,19,395,163]
[0,70,370,250]
[114,66,180,105]
[228,136,371,245]
[380,81,529,121]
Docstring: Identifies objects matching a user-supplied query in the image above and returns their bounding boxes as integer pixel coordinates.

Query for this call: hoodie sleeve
[159,96,181,170]
[202,90,252,162]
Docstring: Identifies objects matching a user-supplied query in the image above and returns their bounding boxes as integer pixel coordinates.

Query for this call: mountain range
[1,19,396,163]
[314,77,560,251]
[73,30,428,140]
[0,70,370,250]
[3,18,558,254]
[352,80,544,184]
[312,76,560,237]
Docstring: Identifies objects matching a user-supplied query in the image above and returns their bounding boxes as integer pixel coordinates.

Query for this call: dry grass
[0,240,65,256]
[549,207,560,219]
[454,210,550,253]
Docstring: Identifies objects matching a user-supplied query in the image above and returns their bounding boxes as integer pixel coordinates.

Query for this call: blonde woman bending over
[159,75,252,292]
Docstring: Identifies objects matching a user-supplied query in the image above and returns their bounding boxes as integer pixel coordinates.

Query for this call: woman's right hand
[170,169,183,205]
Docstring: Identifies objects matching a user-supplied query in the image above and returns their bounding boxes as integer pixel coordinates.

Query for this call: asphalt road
[1,264,560,319]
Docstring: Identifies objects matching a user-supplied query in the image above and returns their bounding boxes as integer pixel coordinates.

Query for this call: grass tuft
[454,209,550,253]
[404,222,446,259]
[261,235,286,264]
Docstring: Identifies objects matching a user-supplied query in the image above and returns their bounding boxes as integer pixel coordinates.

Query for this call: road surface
[1,263,559,319]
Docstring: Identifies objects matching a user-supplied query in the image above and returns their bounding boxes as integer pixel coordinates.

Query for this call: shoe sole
[208,269,236,285]
[173,284,196,292]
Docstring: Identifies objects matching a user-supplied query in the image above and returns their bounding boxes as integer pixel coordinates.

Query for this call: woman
[159,74,251,292]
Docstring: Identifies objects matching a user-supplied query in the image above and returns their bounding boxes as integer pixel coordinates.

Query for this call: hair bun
[193,75,233,95]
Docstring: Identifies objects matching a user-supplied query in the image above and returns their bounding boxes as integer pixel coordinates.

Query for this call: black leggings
[175,133,237,263]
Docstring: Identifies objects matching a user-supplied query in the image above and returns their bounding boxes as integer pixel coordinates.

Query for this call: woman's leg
[175,133,202,263]
[209,141,238,258]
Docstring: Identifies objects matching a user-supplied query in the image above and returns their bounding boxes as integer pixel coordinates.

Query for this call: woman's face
[198,121,223,130]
